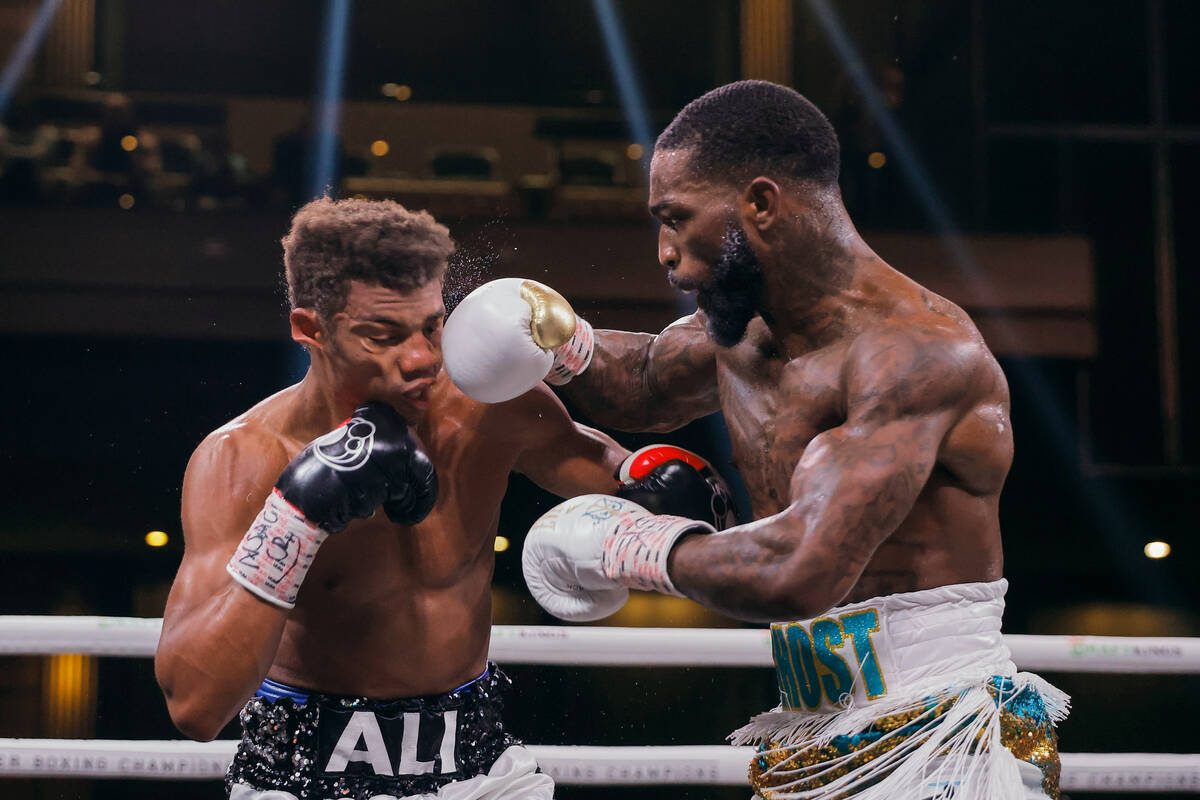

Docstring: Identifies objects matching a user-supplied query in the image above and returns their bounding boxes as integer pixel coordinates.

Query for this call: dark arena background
[1,1,1199,799]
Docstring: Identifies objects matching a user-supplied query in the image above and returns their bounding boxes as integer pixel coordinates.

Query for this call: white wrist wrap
[226,489,329,609]
[546,315,594,385]
[601,510,709,597]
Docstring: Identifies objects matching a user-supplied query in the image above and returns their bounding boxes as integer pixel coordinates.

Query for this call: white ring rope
[0,739,1197,792]
[2,617,1198,792]
[1,616,1199,673]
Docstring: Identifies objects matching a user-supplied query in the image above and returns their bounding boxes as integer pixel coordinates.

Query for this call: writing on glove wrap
[521,494,714,622]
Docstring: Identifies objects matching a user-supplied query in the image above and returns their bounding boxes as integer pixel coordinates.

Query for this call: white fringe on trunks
[730,579,1070,800]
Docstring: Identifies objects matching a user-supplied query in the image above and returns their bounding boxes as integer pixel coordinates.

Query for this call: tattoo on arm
[669,426,936,621]
[666,329,977,621]
[558,314,720,432]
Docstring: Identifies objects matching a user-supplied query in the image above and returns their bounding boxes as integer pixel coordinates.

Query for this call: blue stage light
[0,0,65,119]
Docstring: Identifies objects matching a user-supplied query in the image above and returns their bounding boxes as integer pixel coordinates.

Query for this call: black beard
[698,222,763,348]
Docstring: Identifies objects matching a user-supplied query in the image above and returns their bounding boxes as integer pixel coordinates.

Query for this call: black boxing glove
[614,445,736,530]
[276,401,438,531]
[227,402,438,608]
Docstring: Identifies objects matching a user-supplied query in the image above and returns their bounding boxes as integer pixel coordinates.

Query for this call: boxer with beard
[676,221,764,350]
[442,81,1068,800]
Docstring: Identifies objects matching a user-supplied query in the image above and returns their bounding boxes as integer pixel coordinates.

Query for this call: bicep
[643,313,721,422]
[792,417,942,531]
[156,433,296,734]
[783,409,951,596]
[666,342,969,619]
[784,331,985,599]
[163,436,280,627]
[566,313,719,432]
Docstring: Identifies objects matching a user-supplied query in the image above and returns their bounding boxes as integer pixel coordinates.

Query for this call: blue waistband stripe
[254,664,491,705]
[256,677,311,704]
[451,664,490,693]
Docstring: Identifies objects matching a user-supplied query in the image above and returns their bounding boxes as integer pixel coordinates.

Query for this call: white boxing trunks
[731,579,1068,800]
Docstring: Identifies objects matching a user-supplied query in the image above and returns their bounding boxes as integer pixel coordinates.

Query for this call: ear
[741,177,782,233]
[289,307,325,350]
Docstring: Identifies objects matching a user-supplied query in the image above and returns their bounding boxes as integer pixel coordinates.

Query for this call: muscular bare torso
[716,287,1010,605]
[227,375,525,698]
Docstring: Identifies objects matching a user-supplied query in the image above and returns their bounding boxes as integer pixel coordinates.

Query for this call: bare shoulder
[186,417,289,498]
[492,383,580,457]
[656,311,717,362]
[422,374,573,471]
[505,381,571,422]
[664,310,711,336]
[845,297,1012,492]
[431,370,556,437]
[182,397,296,544]
[840,307,1008,431]
[845,300,1006,416]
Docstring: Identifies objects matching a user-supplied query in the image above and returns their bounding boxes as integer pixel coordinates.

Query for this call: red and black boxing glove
[614,444,736,530]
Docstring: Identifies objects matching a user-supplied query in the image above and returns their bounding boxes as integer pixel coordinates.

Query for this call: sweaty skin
[156,279,625,741]
[559,148,1010,623]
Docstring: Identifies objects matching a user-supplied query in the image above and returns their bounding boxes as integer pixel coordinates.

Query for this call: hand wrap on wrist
[546,315,594,385]
[226,489,329,609]
[601,510,706,597]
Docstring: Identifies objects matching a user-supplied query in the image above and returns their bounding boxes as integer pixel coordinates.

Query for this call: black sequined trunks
[226,663,520,800]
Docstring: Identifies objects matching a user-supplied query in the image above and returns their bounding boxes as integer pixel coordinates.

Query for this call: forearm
[665,434,927,622]
[666,514,837,623]
[557,329,657,429]
[527,428,628,498]
[560,329,713,432]
[156,582,288,740]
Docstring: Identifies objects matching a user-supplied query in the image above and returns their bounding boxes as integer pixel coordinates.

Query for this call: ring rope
[3,617,1197,792]
[0,739,1197,792]
[1,616,1198,673]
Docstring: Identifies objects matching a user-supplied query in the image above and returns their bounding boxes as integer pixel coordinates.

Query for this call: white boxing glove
[521,494,715,622]
[442,278,595,403]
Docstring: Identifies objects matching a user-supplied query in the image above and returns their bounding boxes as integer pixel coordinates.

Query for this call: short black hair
[656,80,840,187]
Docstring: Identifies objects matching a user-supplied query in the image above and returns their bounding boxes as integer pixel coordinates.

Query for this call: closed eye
[650,201,679,230]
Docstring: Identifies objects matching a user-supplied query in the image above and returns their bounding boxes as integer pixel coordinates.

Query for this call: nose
[398,335,441,378]
[658,228,679,269]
